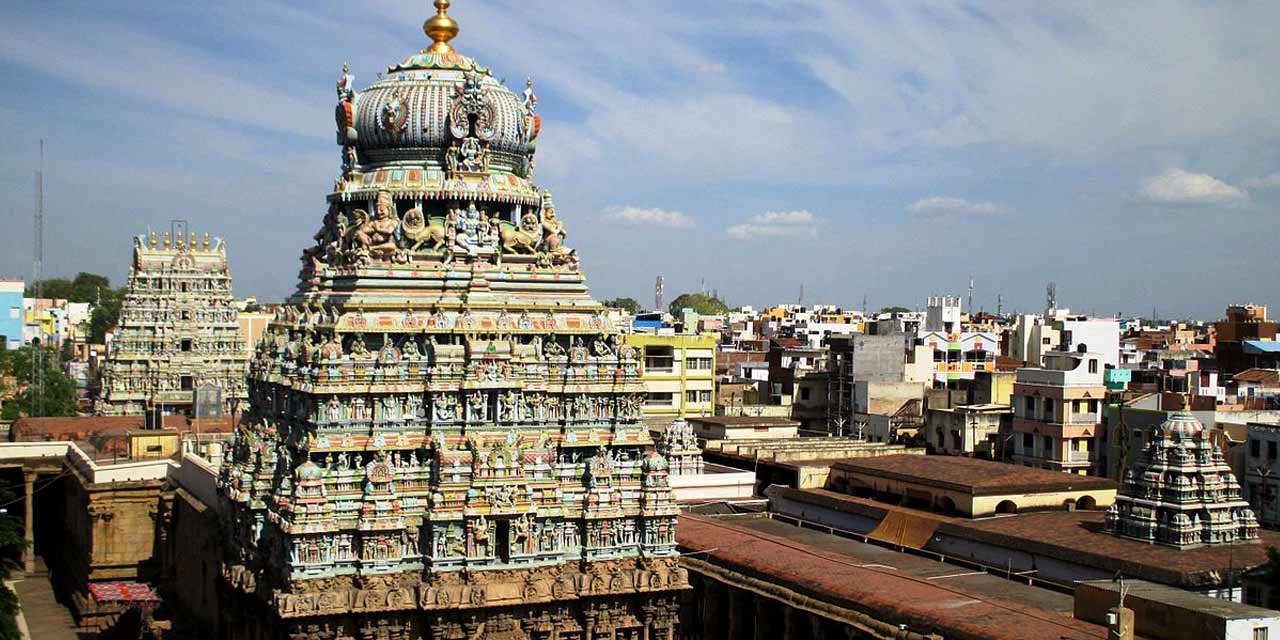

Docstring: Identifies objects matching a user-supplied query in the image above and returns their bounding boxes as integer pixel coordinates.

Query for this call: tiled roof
[832,454,1116,496]
[677,514,1109,640]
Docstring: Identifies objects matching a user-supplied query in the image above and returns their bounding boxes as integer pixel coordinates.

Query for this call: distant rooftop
[832,454,1115,496]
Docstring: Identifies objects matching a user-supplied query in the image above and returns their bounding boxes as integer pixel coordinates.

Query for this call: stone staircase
[12,556,79,640]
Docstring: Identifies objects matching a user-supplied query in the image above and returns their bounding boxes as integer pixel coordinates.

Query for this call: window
[684,390,711,404]
[799,387,811,401]
[1024,397,1035,417]
[644,347,675,372]
[180,375,194,391]
[1042,435,1053,454]
[1022,433,1033,448]
[1043,398,1055,420]
[685,357,713,370]
[1254,628,1268,640]
[645,392,674,407]
[1088,359,1098,373]
[1269,441,1277,460]
[181,339,193,352]
[1042,337,1052,345]
[1252,440,1262,458]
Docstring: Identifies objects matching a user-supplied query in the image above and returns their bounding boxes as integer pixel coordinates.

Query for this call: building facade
[217,5,685,638]
[623,333,716,423]
[1009,351,1108,475]
[97,232,249,416]
[0,278,21,349]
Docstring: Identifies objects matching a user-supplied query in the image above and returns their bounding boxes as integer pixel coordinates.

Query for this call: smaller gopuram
[98,231,249,416]
[1106,412,1259,546]
[658,419,704,476]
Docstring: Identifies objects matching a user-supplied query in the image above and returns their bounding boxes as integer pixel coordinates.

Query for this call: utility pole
[31,140,45,417]
[654,275,664,312]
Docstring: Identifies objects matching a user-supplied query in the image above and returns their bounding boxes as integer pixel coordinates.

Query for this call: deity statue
[452,203,482,255]
[540,198,565,253]
[351,192,400,259]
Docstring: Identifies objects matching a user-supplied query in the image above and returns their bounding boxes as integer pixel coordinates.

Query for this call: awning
[89,582,161,607]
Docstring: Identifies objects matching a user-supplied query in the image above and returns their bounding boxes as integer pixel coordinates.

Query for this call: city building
[1106,412,1258,546]
[623,332,716,423]
[216,5,684,637]
[1010,350,1109,474]
[1075,579,1280,640]
[97,232,249,416]
[924,403,1012,457]
[1245,422,1280,527]
[0,278,21,349]
[1216,304,1279,379]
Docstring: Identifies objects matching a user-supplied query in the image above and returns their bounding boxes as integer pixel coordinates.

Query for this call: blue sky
[1,1,1278,319]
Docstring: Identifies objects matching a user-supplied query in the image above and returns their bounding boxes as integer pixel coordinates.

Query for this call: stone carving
[350,192,401,261]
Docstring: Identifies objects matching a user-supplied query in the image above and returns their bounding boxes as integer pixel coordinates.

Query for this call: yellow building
[624,333,717,422]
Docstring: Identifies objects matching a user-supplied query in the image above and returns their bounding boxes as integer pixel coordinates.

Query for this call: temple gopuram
[1106,411,1259,547]
[98,231,249,416]
[217,2,685,639]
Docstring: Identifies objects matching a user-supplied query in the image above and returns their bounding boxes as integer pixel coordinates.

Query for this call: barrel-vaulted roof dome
[339,0,538,177]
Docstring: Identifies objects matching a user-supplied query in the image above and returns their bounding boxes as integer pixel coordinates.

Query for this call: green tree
[668,293,728,317]
[0,345,80,421]
[88,288,125,344]
[26,272,112,303]
[879,306,911,314]
[602,297,641,314]
[0,483,25,640]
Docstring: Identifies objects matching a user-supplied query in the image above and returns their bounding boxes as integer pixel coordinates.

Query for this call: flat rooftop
[1080,579,1278,621]
[950,509,1275,589]
[832,454,1116,496]
[687,415,799,428]
[775,487,1276,590]
[678,514,1110,640]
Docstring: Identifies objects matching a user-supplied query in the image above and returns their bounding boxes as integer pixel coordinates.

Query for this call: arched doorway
[995,500,1018,515]
[936,496,958,515]
[1077,495,1097,510]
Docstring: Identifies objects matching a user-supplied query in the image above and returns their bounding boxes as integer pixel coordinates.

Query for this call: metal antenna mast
[968,275,974,316]
[32,140,44,417]
[1045,282,1056,317]
[997,293,1003,318]
[654,275,664,312]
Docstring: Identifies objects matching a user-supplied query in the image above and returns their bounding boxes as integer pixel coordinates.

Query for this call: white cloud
[1244,172,1280,189]
[603,206,695,228]
[749,210,816,225]
[906,197,1002,217]
[695,62,727,74]
[725,210,818,239]
[1138,169,1247,205]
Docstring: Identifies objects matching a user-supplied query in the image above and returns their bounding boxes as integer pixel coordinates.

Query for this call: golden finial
[424,0,459,54]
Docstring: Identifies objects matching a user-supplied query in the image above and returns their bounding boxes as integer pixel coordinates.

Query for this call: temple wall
[52,471,166,630]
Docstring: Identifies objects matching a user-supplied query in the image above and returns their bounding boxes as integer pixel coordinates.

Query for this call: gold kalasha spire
[424,0,459,54]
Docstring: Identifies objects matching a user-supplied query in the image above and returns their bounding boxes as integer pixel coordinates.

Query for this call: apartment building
[1010,350,1108,475]
[623,332,717,423]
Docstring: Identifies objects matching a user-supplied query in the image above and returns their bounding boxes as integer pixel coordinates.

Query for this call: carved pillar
[781,605,804,639]
[725,587,747,640]
[23,470,35,574]
[752,596,774,640]
[701,580,725,640]
[809,614,830,640]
